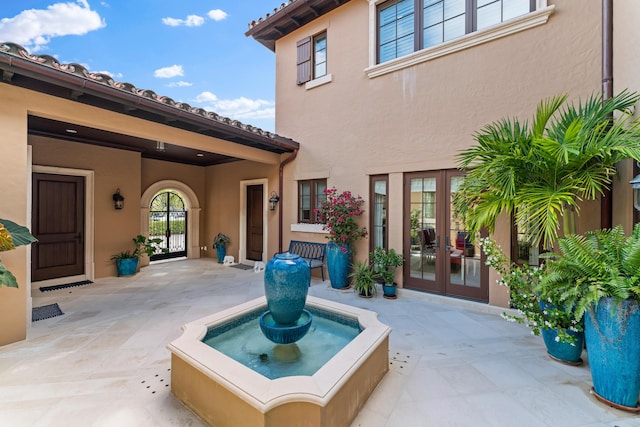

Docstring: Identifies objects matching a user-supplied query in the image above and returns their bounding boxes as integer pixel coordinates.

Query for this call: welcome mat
[230,264,253,270]
[39,280,93,292]
[32,303,64,322]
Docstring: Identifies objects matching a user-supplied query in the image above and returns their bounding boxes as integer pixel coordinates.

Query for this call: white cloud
[207,9,228,21]
[167,81,192,88]
[154,65,184,78]
[193,91,275,121]
[0,0,105,51]
[162,15,205,27]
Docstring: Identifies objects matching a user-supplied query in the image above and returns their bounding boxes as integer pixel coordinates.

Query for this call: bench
[286,240,327,281]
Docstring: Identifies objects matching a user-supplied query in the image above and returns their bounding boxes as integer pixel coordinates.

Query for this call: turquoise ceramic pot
[116,258,138,276]
[541,327,584,364]
[585,297,640,409]
[215,244,226,263]
[326,242,351,289]
[264,252,311,325]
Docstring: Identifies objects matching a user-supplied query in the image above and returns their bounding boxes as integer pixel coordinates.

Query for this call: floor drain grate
[389,350,414,374]
[141,368,171,394]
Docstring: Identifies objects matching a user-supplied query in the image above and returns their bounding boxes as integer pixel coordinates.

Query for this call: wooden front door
[246,185,264,261]
[403,170,488,302]
[32,173,85,281]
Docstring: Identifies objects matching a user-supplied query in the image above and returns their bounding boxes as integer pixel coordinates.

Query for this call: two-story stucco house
[246,0,640,306]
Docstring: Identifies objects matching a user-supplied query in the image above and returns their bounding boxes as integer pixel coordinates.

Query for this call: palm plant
[0,219,37,288]
[454,90,640,250]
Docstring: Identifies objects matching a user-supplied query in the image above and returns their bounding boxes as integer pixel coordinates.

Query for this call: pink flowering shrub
[315,188,368,246]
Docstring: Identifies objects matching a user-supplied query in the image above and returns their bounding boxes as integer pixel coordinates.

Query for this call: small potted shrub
[350,260,376,298]
[212,233,231,263]
[371,247,404,299]
[111,235,164,276]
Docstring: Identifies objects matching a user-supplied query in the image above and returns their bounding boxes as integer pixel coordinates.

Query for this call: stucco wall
[273,0,604,305]
[205,160,280,264]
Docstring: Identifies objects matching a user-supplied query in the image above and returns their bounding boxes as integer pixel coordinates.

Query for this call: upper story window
[299,179,327,223]
[377,0,535,64]
[297,32,328,85]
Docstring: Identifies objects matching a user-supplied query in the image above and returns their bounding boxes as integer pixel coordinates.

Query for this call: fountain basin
[167,296,391,427]
[259,309,313,344]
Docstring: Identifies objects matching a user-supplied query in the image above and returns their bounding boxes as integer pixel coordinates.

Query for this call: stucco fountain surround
[167,295,391,427]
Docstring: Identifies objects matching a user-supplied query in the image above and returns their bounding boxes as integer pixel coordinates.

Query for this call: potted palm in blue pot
[540,226,640,411]
[111,235,164,276]
[212,232,230,263]
[371,247,404,299]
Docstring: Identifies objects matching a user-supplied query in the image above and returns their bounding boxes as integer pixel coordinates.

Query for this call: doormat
[230,264,253,270]
[39,280,93,292]
[32,303,64,322]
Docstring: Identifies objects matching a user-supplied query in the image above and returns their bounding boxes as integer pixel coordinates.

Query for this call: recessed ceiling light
[196,153,204,157]
[65,129,78,134]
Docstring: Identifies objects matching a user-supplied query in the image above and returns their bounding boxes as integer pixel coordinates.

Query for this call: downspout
[601,0,613,229]
[278,149,298,252]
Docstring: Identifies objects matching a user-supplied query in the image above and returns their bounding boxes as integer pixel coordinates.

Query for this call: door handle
[75,232,83,244]
[445,235,452,250]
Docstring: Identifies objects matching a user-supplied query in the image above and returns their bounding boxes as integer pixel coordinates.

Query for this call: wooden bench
[286,240,327,281]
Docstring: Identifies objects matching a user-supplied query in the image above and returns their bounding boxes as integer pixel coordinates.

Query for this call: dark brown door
[403,170,487,302]
[246,185,263,261]
[32,173,85,281]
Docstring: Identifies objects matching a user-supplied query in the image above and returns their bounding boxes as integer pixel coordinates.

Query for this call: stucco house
[245,0,640,308]
[1,0,639,347]
[0,42,303,346]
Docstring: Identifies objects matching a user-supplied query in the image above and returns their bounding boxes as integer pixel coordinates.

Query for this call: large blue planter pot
[116,258,138,276]
[585,297,640,410]
[215,244,226,263]
[541,327,584,365]
[326,242,351,289]
[264,252,311,325]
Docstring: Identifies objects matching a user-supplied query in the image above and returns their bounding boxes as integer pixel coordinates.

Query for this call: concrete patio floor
[0,259,638,427]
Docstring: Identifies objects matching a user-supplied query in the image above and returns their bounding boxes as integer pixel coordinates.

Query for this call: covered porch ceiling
[0,42,299,167]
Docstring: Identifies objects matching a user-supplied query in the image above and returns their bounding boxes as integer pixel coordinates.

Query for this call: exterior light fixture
[631,174,640,211]
[269,191,280,211]
[112,188,125,210]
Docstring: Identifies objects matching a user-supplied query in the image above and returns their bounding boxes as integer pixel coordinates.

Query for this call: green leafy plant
[481,237,582,344]
[540,225,640,322]
[454,90,640,250]
[315,187,367,245]
[212,232,231,247]
[370,246,404,285]
[111,235,164,261]
[350,260,376,296]
[0,219,37,288]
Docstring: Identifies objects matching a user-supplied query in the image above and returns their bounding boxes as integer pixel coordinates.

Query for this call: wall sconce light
[156,141,167,152]
[631,175,640,211]
[112,188,125,210]
[269,191,280,211]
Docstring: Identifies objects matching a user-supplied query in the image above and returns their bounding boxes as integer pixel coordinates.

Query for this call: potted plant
[0,218,37,288]
[481,238,584,364]
[453,90,640,363]
[371,246,404,299]
[539,226,640,411]
[111,234,164,276]
[350,260,376,298]
[315,187,368,289]
[212,232,231,263]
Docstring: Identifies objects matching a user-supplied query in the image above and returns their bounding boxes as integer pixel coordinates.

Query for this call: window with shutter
[296,37,312,85]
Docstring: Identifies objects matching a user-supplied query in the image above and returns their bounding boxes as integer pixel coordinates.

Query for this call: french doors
[149,191,187,261]
[403,170,487,301]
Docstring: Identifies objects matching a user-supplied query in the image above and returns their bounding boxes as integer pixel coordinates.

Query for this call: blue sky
[0,0,279,131]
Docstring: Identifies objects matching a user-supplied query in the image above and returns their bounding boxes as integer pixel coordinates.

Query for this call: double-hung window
[297,32,328,85]
[298,179,327,223]
[378,0,535,64]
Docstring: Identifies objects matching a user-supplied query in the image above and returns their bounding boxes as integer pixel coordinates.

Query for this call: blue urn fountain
[259,252,312,344]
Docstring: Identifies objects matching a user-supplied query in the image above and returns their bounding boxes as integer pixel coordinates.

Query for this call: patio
[0,259,637,427]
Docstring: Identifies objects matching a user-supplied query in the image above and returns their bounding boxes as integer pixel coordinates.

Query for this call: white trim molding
[305,73,333,90]
[290,223,329,234]
[366,0,554,79]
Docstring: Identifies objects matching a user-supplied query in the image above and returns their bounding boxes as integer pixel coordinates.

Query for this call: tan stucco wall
[273,0,603,306]
[205,160,281,263]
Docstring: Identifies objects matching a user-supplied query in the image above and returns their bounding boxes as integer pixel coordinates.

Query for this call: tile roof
[0,42,298,152]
